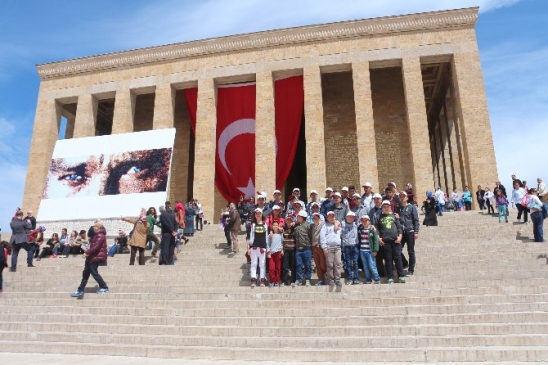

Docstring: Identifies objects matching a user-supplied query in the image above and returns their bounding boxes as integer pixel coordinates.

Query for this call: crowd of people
[221,177,547,288]
[2,199,204,294]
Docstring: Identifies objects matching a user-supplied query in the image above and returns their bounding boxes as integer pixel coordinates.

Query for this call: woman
[146,207,161,257]
[37,233,59,260]
[62,230,78,257]
[174,203,189,243]
[511,180,528,224]
[122,209,148,265]
[476,185,486,210]
[527,188,544,242]
[184,200,196,236]
[462,186,472,211]
[248,208,270,287]
[422,191,438,227]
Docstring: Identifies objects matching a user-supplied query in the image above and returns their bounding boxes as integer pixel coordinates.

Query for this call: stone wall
[133,93,155,132]
[321,72,360,190]
[371,67,414,191]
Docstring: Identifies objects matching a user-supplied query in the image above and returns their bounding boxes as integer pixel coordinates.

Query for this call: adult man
[493,181,507,198]
[159,205,178,265]
[376,200,405,283]
[10,211,33,271]
[286,188,301,213]
[341,187,350,208]
[164,201,174,213]
[537,178,547,203]
[320,187,334,218]
[349,193,368,219]
[329,192,348,223]
[306,190,320,215]
[397,191,419,276]
[434,187,446,216]
[361,182,374,212]
[256,195,272,218]
[227,202,241,253]
[25,211,37,230]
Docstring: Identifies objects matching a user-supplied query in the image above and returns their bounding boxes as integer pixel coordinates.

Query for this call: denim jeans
[77,258,108,292]
[295,249,312,282]
[498,205,508,223]
[531,211,544,242]
[11,242,35,270]
[436,202,445,216]
[359,250,380,282]
[343,245,359,281]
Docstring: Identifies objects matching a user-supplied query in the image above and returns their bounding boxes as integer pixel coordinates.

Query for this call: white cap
[310,190,318,195]
[362,182,372,188]
[373,193,382,199]
[352,193,361,199]
[327,211,335,216]
[341,186,349,191]
[399,191,408,196]
[360,214,371,220]
[312,212,321,217]
[257,195,266,200]
[311,202,320,208]
[388,182,397,188]
[293,200,303,206]
[325,187,333,192]
[293,187,300,192]
[346,211,356,217]
[273,190,281,194]
[254,207,263,213]
[333,192,341,197]
[381,200,391,206]
[272,205,281,210]
[298,210,308,218]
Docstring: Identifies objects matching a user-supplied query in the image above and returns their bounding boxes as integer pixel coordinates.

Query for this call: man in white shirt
[538,178,547,203]
[434,187,446,216]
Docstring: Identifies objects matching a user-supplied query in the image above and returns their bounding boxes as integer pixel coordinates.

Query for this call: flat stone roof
[36,7,478,80]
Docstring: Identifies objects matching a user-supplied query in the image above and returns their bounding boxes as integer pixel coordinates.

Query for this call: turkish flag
[216,83,256,201]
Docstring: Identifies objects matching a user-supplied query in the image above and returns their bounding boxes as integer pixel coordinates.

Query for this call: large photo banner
[38,128,176,221]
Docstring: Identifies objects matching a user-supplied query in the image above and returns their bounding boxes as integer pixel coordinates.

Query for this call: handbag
[520,194,530,208]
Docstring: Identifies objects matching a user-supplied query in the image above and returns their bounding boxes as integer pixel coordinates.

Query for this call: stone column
[352,61,379,189]
[73,94,97,137]
[440,103,455,191]
[303,66,326,192]
[435,119,447,191]
[451,48,498,200]
[112,89,135,134]
[444,90,463,189]
[23,89,62,215]
[193,78,217,221]
[402,58,435,200]
[153,83,175,129]
[255,71,276,196]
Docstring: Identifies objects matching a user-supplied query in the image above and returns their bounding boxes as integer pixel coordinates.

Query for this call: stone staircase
[1,210,548,362]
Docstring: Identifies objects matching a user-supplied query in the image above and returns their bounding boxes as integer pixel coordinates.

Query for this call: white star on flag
[237,178,256,199]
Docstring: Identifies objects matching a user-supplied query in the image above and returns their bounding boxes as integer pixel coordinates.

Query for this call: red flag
[183,88,198,135]
[216,83,256,201]
[274,76,304,189]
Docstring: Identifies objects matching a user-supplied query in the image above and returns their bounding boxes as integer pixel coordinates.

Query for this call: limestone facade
[25,7,498,220]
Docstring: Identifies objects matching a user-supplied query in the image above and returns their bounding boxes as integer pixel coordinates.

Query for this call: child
[248,208,270,288]
[282,215,296,286]
[294,210,312,286]
[320,211,342,286]
[341,211,360,285]
[357,215,380,284]
[267,221,284,287]
[376,200,404,284]
[496,190,509,223]
[310,212,326,285]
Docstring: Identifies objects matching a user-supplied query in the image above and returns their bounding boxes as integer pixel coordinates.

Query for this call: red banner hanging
[183,88,198,135]
[216,83,256,202]
[274,76,304,189]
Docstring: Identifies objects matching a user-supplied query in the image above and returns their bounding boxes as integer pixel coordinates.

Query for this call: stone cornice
[37,7,478,80]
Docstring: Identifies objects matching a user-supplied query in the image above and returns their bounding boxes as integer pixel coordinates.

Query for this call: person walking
[122,209,148,265]
[527,188,545,242]
[495,190,509,223]
[70,222,109,297]
[227,202,241,253]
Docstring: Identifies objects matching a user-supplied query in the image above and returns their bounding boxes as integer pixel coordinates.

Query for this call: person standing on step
[397,191,419,276]
[341,211,360,285]
[267,221,284,287]
[484,187,495,215]
[159,205,178,265]
[0,240,8,292]
[227,202,241,253]
[146,207,161,257]
[9,211,33,271]
[357,215,380,284]
[527,188,545,242]
[537,178,547,204]
[122,209,148,265]
[462,186,472,211]
[376,200,404,284]
[294,210,312,287]
[174,202,189,244]
[248,208,270,288]
[495,189,509,223]
[434,187,446,216]
[281,215,296,286]
[361,182,375,213]
[476,185,486,210]
[195,199,204,231]
[320,211,343,287]
[511,180,528,223]
[310,211,326,285]
[71,221,109,297]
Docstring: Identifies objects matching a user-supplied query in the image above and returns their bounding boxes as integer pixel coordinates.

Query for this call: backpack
[27,229,39,243]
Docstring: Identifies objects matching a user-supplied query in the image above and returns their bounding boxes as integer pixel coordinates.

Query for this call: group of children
[245,192,414,288]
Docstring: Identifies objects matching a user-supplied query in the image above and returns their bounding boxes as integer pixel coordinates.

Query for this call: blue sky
[0,0,546,229]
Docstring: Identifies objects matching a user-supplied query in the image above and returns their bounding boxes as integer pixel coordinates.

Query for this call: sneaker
[51,255,57,258]
[273,283,279,287]
[35,258,41,261]
[315,281,324,286]
[398,277,406,284]
[328,280,335,286]
[27,264,35,267]
[334,280,343,287]
[296,281,303,286]
[96,288,109,294]
[365,280,372,284]
[353,280,362,285]
[250,278,257,288]
[388,278,394,284]
[373,280,380,284]
[346,280,353,285]
[260,279,266,287]
[305,280,311,287]
[406,271,414,276]
[71,290,84,297]
[291,282,296,287]
[280,282,285,287]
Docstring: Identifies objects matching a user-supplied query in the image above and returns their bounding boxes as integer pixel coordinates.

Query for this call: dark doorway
[283,112,307,199]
